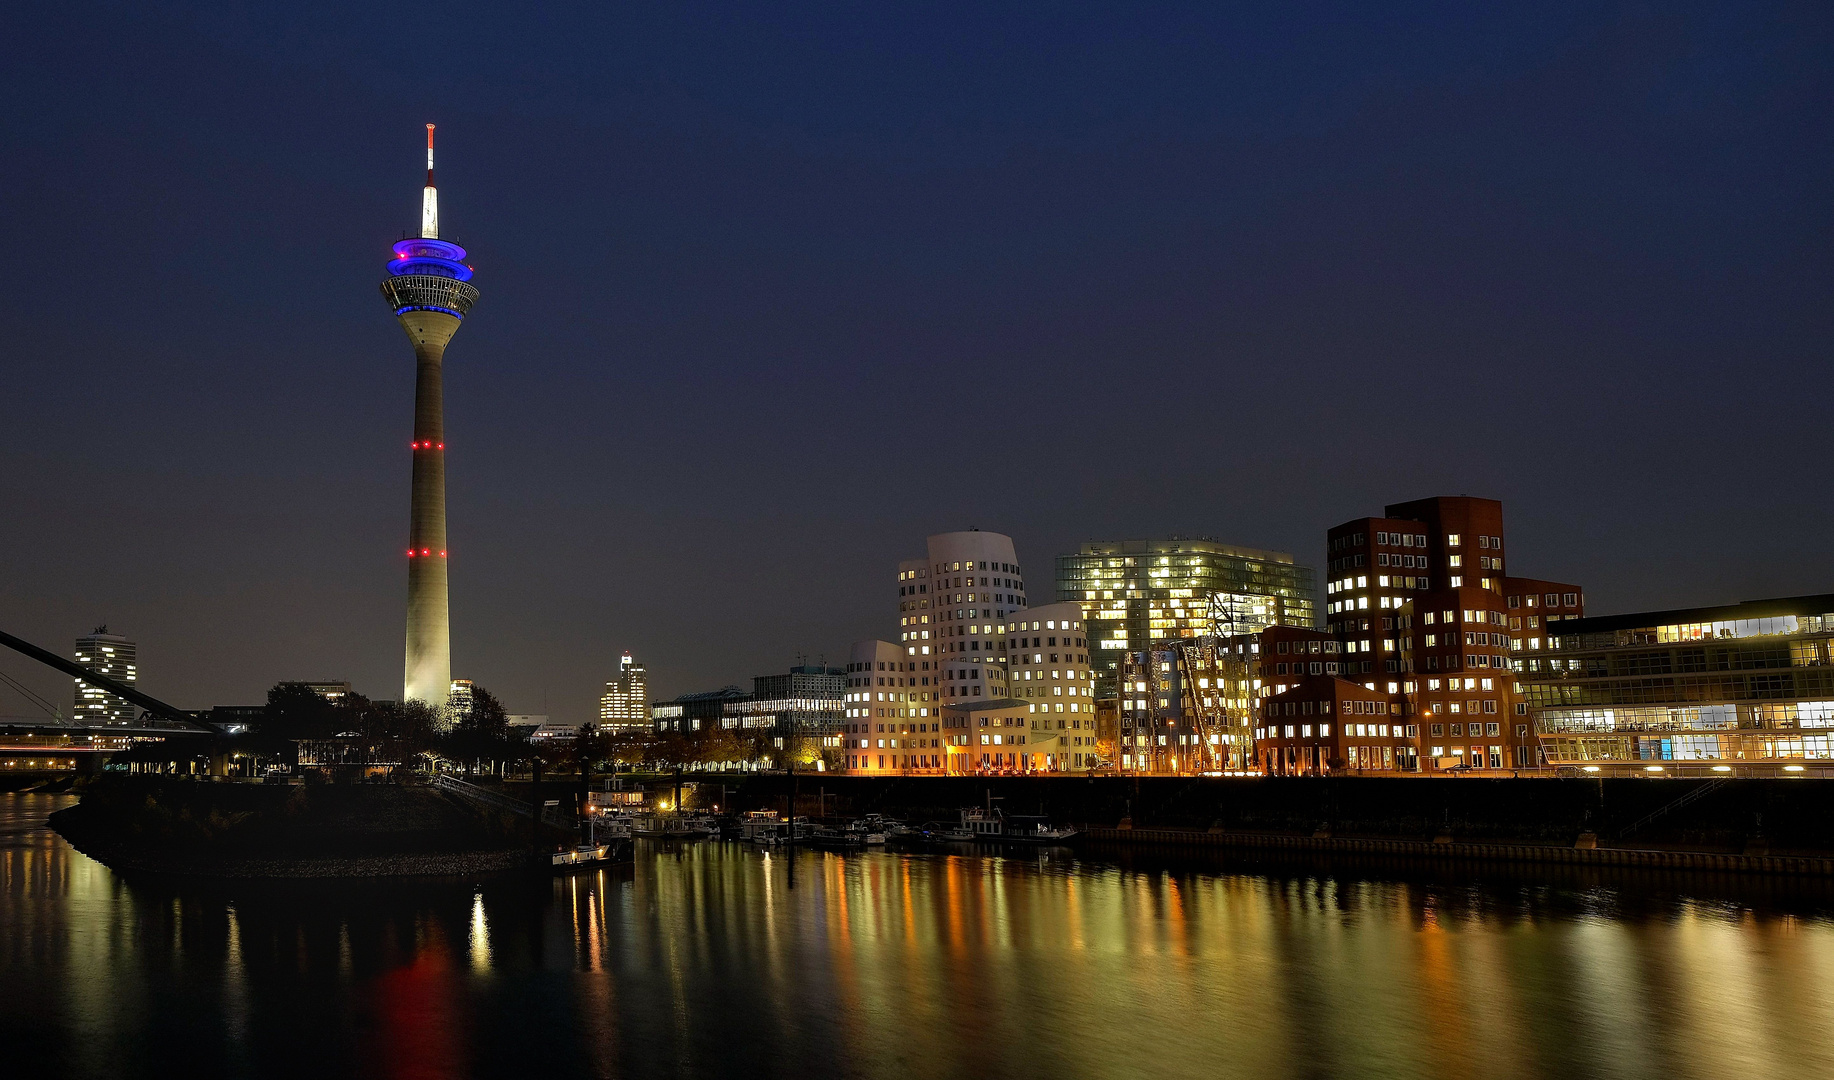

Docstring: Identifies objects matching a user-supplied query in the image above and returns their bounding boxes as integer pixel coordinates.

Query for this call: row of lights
[1580,763,1810,774]
[410,441,446,450]
[406,549,449,558]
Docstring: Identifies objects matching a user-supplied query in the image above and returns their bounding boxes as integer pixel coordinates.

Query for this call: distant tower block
[381,124,479,710]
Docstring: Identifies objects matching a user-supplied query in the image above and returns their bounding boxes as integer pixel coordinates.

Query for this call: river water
[6,794,1834,1079]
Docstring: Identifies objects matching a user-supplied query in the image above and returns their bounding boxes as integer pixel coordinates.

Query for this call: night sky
[2,3,1830,720]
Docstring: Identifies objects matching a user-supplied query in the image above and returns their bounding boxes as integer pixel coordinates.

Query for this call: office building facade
[599,652,650,734]
[1058,538,1316,696]
[1521,594,1834,775]
[73,628,137,725]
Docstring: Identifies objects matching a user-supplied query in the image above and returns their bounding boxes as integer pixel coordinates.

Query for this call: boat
[807,827,867,851]
[844,815,892,845]
[1002,814,1082,844]
[632,812,714,839]
[943,807,1006,842]
[553,818,634,869]
[552,840,631,870]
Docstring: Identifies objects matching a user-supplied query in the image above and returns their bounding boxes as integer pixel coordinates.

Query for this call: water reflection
[6,794,1834,1079]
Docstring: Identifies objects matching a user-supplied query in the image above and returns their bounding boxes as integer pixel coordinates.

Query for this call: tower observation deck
[383,124,477,712]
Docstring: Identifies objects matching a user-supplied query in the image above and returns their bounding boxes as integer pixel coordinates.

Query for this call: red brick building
[1257,675,1412,775]
[1311,496,1583,774]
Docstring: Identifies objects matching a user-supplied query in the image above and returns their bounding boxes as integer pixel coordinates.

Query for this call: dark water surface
[5,794,1834,1079]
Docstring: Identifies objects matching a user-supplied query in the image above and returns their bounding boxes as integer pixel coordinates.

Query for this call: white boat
[553,843,625,869]
[944,807,1005,841]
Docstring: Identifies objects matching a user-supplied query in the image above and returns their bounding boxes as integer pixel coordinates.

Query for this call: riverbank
[50,776,547,879]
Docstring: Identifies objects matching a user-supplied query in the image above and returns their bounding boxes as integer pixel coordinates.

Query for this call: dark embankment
[51,776,546,878]
[713,774,1834,856]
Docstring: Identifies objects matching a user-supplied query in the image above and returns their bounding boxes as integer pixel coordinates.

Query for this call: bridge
[0,629,215,770]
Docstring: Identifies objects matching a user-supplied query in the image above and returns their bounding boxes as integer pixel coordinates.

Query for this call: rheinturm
[380,124,478,711]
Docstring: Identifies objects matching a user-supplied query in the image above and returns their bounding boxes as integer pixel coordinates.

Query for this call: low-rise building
[942,699,1038,774]
[1522,594,1834,775]
[1256,675,1410,775]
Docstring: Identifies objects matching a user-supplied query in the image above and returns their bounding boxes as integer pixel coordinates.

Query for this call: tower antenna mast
[422,124,438,239]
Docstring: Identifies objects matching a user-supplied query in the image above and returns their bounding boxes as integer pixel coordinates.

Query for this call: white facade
[843,639,946,773]
[1001,601,1099,772]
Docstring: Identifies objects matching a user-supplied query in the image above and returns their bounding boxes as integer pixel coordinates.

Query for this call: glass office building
[1522,594,1834,775]
[1058,539,1317,696]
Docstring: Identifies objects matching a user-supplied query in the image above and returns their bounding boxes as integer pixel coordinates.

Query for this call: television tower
[380,124,478,710]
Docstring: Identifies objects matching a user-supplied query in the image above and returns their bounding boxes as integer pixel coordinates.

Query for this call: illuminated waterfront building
[72,627,136,725]
[1001,601,1098,771]
[382,124,479,712]
[652,687,746,734]
[1057,538,1316,696]
[1521,594,1834,776]
[941,699,1036,774]
[1257,673,1409,776]
[1321,496,1581,773]
[723,666,846,740]
[897,529,1028,654]
[843,639,942,774]
[1120,626,1342,775]
[598,652,649,734]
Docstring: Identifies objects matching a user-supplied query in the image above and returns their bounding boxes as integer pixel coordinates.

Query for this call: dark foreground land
[52,777,545,878]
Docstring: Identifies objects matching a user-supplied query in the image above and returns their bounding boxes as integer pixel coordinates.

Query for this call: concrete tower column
[401,310,458,708]
[381,124,478,714]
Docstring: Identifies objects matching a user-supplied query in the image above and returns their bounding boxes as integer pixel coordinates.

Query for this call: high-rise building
[599,652,649,733]
[896,529,1029,654]
[1057,538,1317,695]
[1317,496,1582,773]
[383,123,479,711]
[72,627,137,725]
[447,679,475,715]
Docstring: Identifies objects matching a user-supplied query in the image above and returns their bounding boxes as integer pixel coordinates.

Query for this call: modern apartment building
[1058,538,1317,695]
[72,627,137,725]
[1318,496,1582,773]
[1521,594,1834,775]
[1001,601,1098,771]
[897,529,1029,653]
[843,639,941,774]
[598,652,650,734]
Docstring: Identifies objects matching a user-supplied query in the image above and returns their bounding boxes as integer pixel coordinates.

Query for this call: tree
[444,684,512,775]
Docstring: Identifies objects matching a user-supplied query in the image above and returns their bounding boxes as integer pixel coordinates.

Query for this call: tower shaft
[402,310,458,707]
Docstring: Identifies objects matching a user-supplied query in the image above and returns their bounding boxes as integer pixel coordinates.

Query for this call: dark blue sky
[2,2,1830,719]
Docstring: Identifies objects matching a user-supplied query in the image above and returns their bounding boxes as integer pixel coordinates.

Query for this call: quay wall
[696,774,1834,856]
